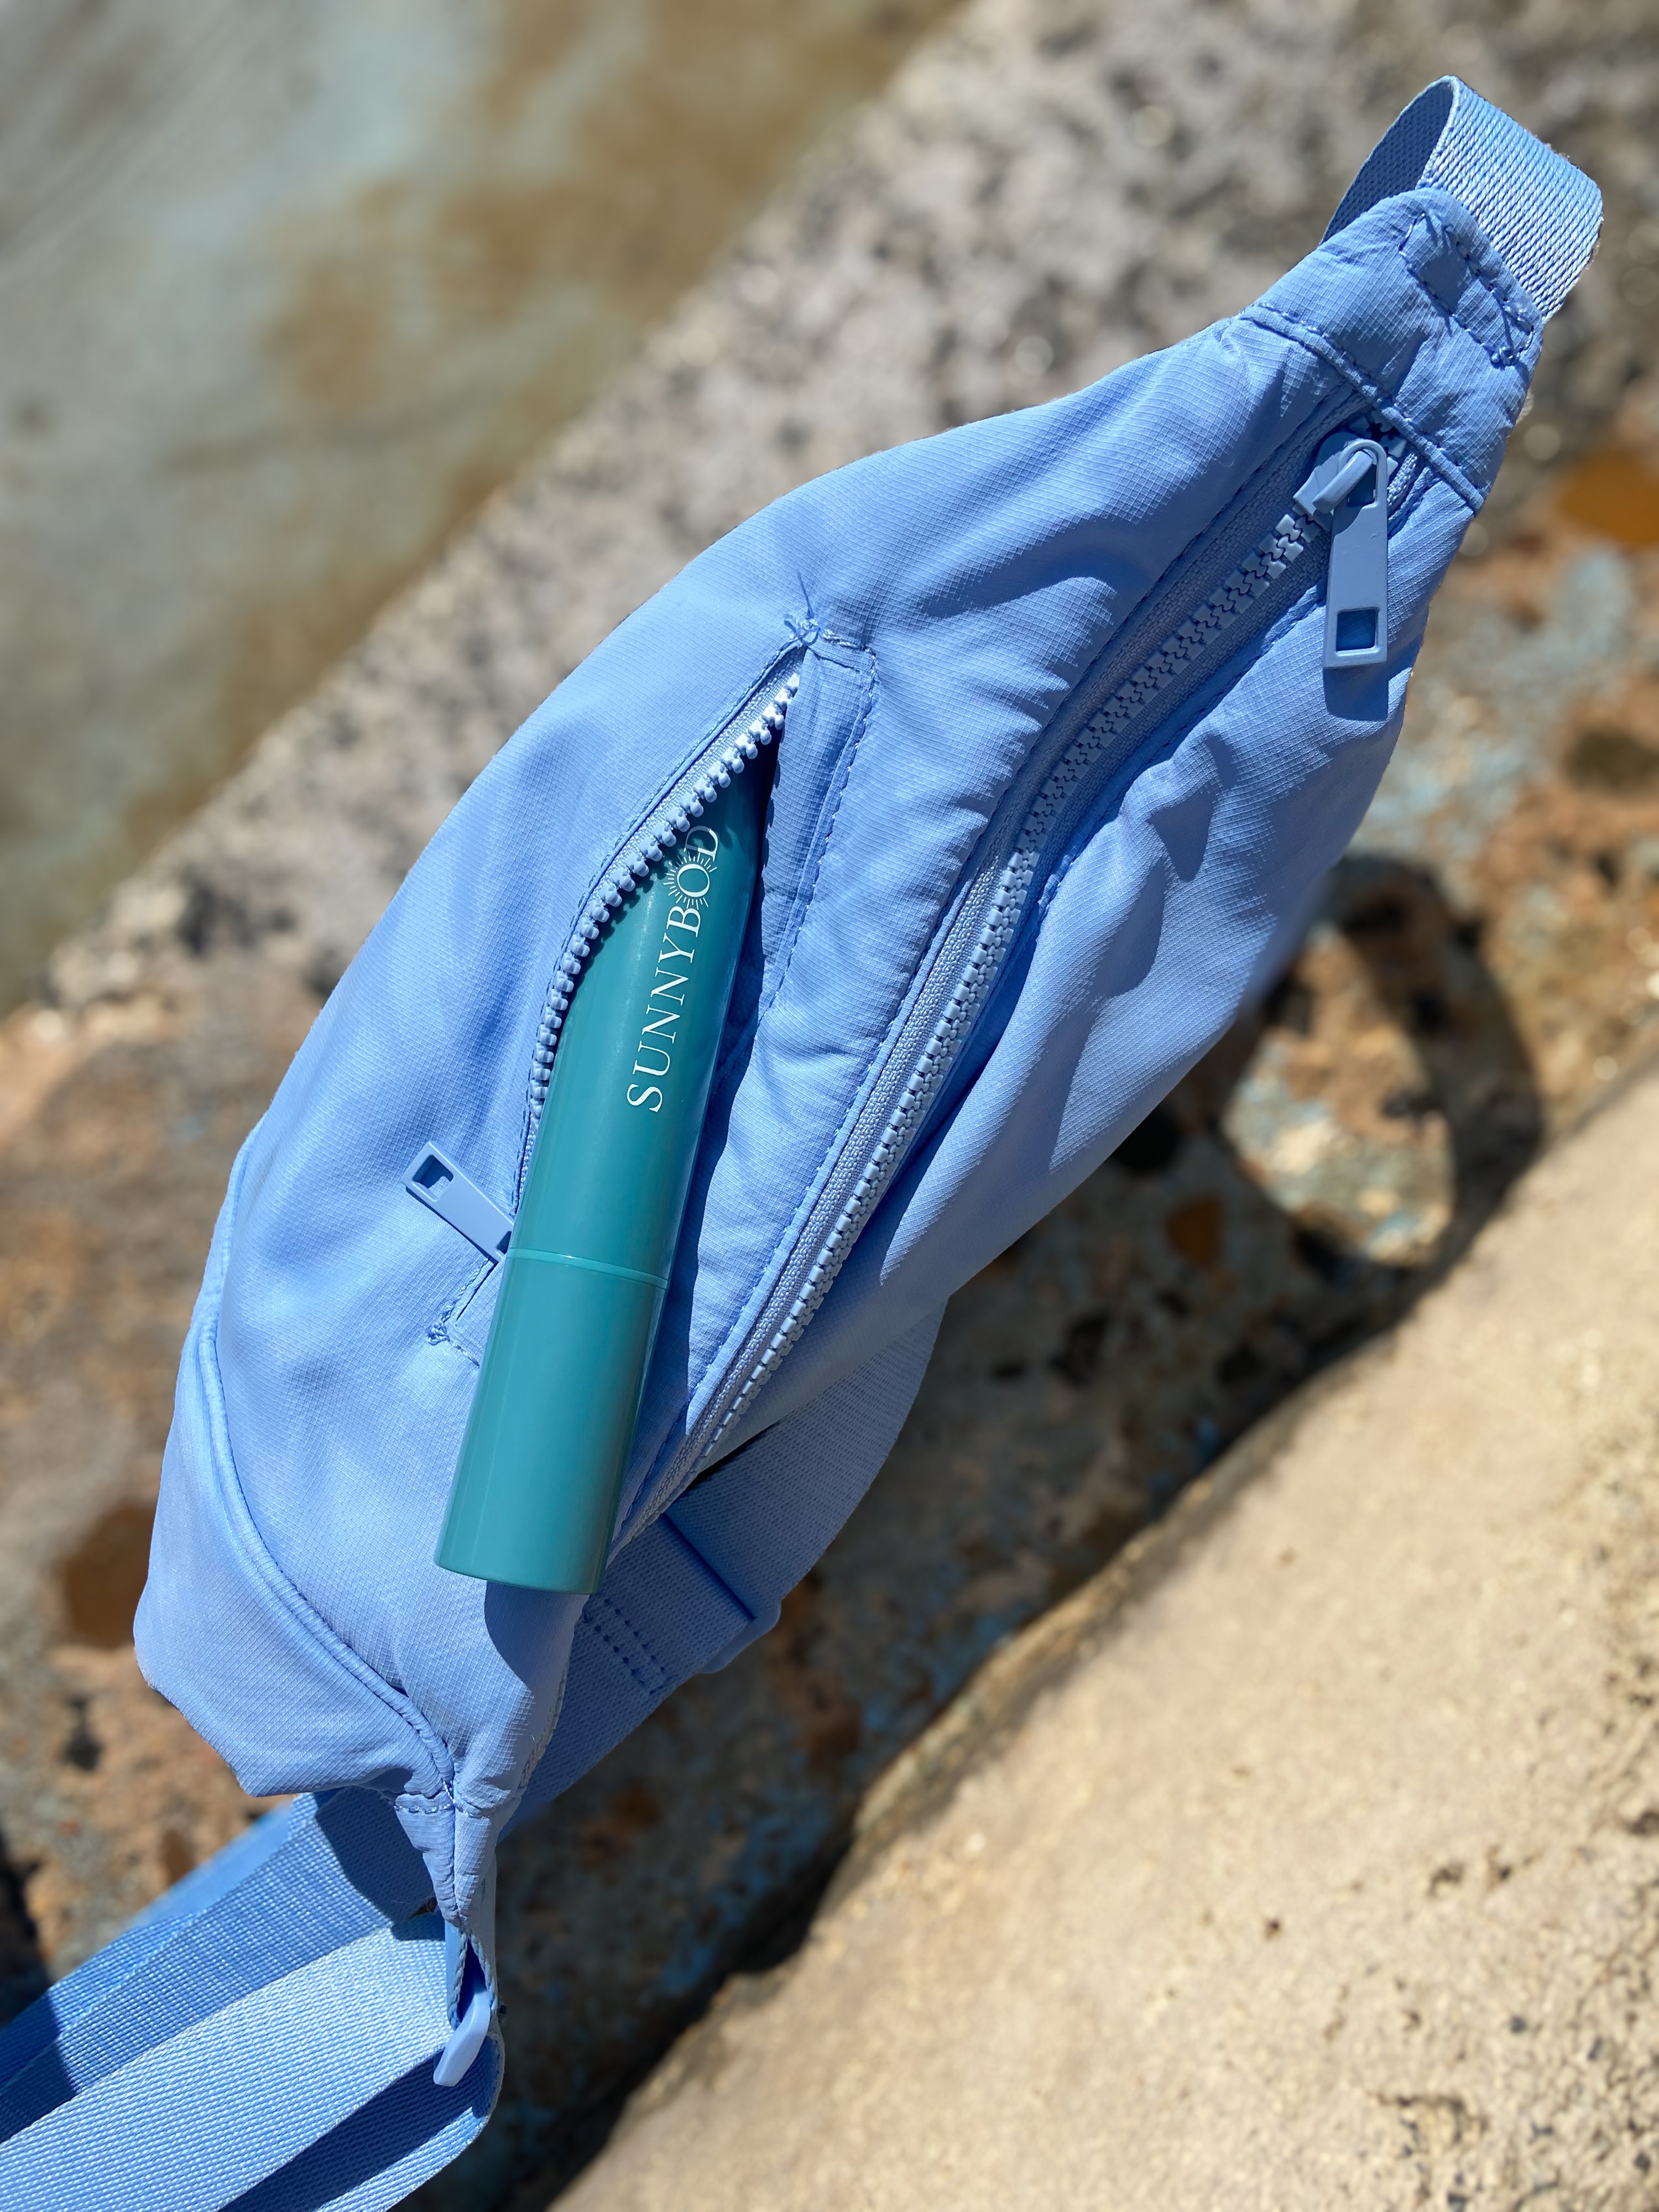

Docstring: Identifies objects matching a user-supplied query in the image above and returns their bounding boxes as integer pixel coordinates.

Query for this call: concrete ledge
[562,1062,1659,2210]
[847,1357,1361,1870]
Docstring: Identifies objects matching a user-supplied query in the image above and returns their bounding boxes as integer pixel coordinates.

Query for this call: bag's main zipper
[619,417,1414,1522]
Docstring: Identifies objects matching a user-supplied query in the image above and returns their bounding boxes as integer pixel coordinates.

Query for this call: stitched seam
[757,645,879,1026]
[600,1593,670,1686]
[537,1530,756,1801]
[584,1593,664,1672]
[196,1157,453,1797]
[1239,302,1488,512]
[398,1786,519,1834]
[1399,226,1526,367]
[396,1785,455,1817]
[431,1250,495,1360]
[701,629,868,1107]
[1414,186,1543,339]
[585,1594,669,1694]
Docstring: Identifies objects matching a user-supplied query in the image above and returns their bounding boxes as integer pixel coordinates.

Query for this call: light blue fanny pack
[0,77,1600,2210]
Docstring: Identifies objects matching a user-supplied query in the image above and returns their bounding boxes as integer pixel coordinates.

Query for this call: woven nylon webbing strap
[1325,76,1601,320]
[0,1790,498,2209]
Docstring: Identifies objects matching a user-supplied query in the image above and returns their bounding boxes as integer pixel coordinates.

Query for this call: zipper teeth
[525,670,801,1131]
[703,503,1319,1448]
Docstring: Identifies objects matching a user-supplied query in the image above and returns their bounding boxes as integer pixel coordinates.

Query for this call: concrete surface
[1,1,1658,2207]
[0,0,952,1008]
[560,1055,1659,2212]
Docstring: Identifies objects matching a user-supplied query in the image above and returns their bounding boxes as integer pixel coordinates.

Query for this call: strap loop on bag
[1326,76,1602,320]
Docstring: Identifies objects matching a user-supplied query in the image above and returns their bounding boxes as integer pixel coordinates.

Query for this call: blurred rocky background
[0,0,955,1012]
[4,0,1659,2205]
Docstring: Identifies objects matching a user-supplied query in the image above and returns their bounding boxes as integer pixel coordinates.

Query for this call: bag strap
[513,1306,944,1824]
[1325,76,1601,320]
[0,1792,498,2210]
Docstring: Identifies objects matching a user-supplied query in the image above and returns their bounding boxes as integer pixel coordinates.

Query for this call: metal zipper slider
[1295,436,1390,671]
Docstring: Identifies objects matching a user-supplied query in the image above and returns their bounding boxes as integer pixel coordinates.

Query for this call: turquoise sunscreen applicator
[436,758,768,1593]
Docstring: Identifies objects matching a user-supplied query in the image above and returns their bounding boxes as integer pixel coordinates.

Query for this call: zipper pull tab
[1295,436,1390,671]
[405,1141,514,1262]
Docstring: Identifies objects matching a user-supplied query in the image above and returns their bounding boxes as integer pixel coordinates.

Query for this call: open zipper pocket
[651,425,1414,1506]
[511,412,1416,1542]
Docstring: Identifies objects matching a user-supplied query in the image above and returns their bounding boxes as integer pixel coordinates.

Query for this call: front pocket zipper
[504,420,1408,1534]
[520,667,801,1171]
